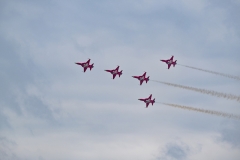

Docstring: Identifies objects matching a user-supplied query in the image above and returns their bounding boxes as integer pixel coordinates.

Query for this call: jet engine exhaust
[158,102,240,120]
[151,80,240,103]
[178,64,240,81]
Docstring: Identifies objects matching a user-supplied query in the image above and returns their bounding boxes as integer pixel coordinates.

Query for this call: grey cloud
[0,137,22,160]
[0,112,10,129]
[219,121,240,147]
[210,0,240,33]
[0,37,26,115]
[24,95,55,122]
[157,142,189,160]
[0,33,56,125]
[166,145,187,159]
[38,156,45,160]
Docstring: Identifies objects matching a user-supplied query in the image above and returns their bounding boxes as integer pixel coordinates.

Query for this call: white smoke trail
[159,102,240,120]
[178,64,240,81]
[151,80,240,103]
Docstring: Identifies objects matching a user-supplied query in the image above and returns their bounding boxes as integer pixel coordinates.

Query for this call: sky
[0,0,240,159]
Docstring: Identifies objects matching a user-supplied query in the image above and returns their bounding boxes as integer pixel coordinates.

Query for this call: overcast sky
[1,0,240,160]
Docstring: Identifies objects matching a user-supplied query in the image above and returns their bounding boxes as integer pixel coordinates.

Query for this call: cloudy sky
[1,0,240,159]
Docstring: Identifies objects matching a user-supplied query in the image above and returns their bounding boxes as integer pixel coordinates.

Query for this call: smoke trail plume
[151,80,240,103]
[178,64,240,81]
[159,102,240,120]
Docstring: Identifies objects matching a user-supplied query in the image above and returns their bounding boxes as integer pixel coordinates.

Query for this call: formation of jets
[75,56,177,108]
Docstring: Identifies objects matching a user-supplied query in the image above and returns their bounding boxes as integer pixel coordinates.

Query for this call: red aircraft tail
[173,60,177,67]
[89,63,94,70]
[118,70,123,77]
[145,76,150,83]
[152,98,155,105]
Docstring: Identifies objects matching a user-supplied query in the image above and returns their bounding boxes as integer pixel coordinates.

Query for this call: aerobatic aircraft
[132,72,150,85]
[138,94,155,108]
[160,56,177,69]
[75,59,94,72]
[105,66,123,79]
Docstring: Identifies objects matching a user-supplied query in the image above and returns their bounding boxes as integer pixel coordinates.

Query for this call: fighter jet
[105,66,123,79]
[132,72,150,85]
[138,94,155,108]
[75,59,94,72]
[161,56,177,69]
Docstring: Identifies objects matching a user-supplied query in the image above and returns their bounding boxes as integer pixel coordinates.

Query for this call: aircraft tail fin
[90,63,94,70]
[119,70,123,77]
[152,98,155,105]
[173,60,177,67]
[146,76,150,83]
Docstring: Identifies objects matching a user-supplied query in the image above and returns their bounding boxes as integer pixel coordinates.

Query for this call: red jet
[75,59,94,72]
[161,56,177,69]
[105,66,123,79]
[138,94,155,108]
[132,72,150,85]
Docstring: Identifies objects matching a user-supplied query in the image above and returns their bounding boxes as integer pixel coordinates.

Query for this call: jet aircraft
[132,72,150,85]
[138,94,155,108]
[161,56,177,69]
[75,59,94,72]
[105,66,123,79]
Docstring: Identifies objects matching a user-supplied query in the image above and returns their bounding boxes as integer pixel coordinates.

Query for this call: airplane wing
[116,66,119,71]
[87,59,90,63]
[168,64,171,69]
[142,72,146,77]
[146,103,149,108]
[149,94,152,99]
[170,56,174,60]
[105,70,112,73]
[75,62,81,65]
[113,74,117,79]
[140,80,143,85]
[83,67,88,72]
